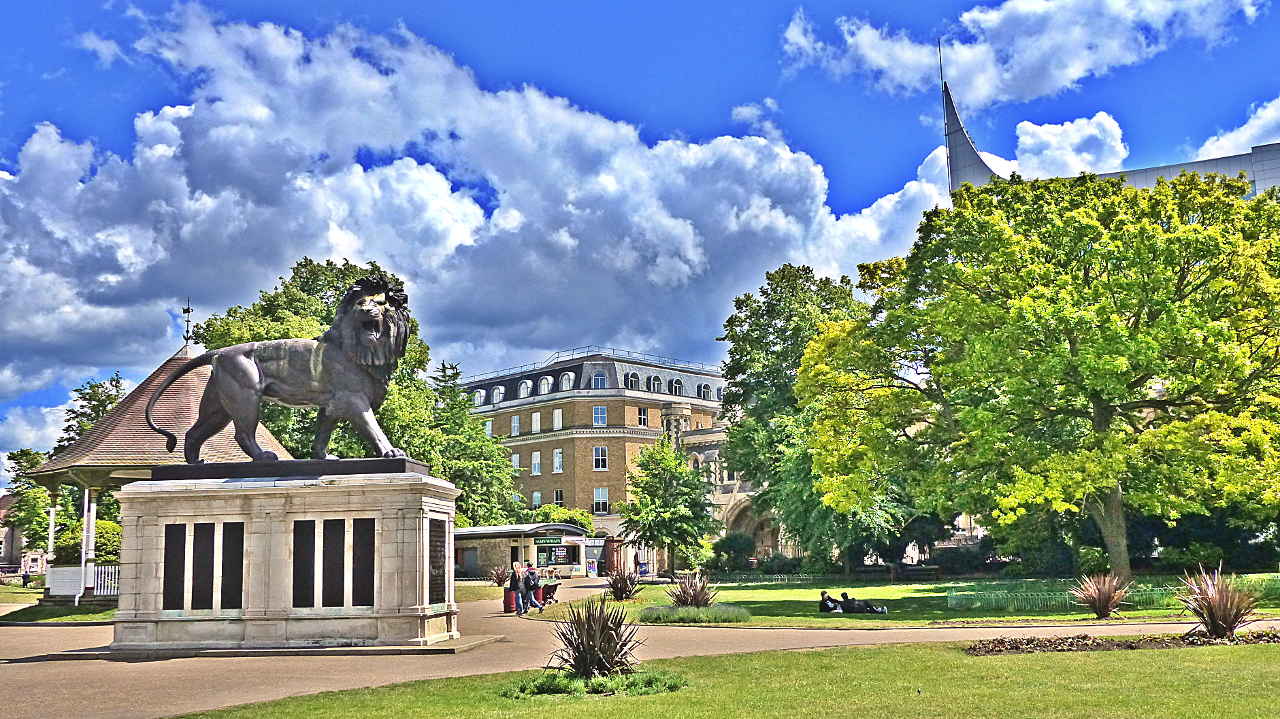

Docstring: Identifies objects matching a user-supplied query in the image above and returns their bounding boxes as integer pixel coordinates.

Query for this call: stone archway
[724,498,783,557]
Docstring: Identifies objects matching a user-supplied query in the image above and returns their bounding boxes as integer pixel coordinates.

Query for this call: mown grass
[455,584,503,602]
[0,603,116,622]
[181,641,1280,718]
[0,583,44,603]
[534,574,1280,629]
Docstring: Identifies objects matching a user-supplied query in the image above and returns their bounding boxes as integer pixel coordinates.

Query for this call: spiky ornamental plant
[1176,564,1259,639]
[1068,573,1132,619]
[489,565,511,587]
[548,596,642,679]
[666,573,718,608]
[605,571,641,601]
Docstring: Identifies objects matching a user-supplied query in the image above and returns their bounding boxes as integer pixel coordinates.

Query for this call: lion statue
[146,273,412,463]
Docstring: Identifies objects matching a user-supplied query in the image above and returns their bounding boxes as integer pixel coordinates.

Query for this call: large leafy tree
[3,373,129,551]
[194,258,519,525]
[800,172,1280,578]
[719,265,947,569]
[619,438,719,572]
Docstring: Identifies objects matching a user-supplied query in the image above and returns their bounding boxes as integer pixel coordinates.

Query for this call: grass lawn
[181,641,1280,718]
[535,574,1280,629]
[0,603,116,622]
[0,584,44,603]
[456,584,503,602]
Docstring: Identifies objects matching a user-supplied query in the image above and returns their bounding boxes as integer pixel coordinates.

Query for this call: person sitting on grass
[839,591,889,614]
[818,590,843,613]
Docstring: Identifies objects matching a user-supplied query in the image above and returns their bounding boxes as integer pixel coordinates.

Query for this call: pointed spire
[942,81,1003,192]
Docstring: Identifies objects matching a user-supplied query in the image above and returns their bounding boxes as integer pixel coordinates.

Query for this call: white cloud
[0,403,68,453]
[784,1,1261,111]
[76,31,127,68]
[730,97,785,143]
[0,5,1146,414]
[1013,111,1128,177]
[1197,94,1280,158]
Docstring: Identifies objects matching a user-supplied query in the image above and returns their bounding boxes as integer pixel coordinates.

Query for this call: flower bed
[636,604,752,624]
[967,630,1280,656]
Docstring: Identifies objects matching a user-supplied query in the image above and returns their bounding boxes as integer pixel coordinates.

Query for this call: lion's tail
[145,351,216,452]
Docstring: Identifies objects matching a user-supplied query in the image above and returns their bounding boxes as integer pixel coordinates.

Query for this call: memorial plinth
[111,460,459,650]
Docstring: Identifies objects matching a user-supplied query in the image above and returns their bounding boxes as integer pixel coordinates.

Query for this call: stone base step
[43,634,504,661]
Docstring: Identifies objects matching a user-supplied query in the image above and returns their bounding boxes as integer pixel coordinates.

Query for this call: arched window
[697,383,712,400]
[592,371,607,389]
[647,375,663,392]
[518,379,532,398]
[624,372,640,390]
[491,386,505,403]
[559,372,575,391]
[716,387,724,401]
[691,456,701,469]
[668,379,683,395]
[538,376,553,394]
[472,389,485,406]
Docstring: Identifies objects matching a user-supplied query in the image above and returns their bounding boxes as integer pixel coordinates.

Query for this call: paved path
[3,580,1278,719]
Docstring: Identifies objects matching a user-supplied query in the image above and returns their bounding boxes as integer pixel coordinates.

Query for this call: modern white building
[943,82,1280,193]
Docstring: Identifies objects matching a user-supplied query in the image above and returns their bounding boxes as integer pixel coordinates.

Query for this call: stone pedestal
[111,465,459,650]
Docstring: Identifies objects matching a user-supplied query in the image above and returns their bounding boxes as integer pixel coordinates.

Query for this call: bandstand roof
[30,344,293,483]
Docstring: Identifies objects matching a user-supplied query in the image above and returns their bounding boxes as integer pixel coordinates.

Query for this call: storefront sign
[533,536,563,545]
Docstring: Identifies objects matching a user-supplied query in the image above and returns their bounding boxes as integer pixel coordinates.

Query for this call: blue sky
[2,0,1279,476]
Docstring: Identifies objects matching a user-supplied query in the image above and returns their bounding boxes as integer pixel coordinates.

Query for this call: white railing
[94,564,120,596]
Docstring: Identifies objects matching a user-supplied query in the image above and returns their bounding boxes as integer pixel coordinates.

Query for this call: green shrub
[932,547,985,575]
[522,504,594,534]
[1068,573,1131,619]
[53,520,122,565]
[502,670,686,698]
[605,570,640,600]
[758,554,802,574]
[711,532,755,571]
[1000,562,1028,577]
[1076,546,1110,576]
[800,553,842,575]
[1159,542,1225,573]
[636,604,752,624]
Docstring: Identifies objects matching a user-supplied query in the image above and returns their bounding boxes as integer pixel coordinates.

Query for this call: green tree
[720,265,946,571]
[194,258,520,525]
[618,438,719,573]
[522,504,595,534]
[799,172,1280,578]
[1,448,71,553]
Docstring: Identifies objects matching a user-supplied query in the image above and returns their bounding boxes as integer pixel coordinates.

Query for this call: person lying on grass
[839,592,888,614]
[818,591,843,613]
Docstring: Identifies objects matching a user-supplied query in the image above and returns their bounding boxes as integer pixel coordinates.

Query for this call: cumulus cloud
[731,97,785,143]
[0,5,1149,438]
[1197,94,1280,158]
[76,31,128,67]
[784,1,1262,110]
[0,403,67,453]
[1013,111,1128,177]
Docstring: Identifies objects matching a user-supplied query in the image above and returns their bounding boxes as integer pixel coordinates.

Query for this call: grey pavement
[3,579,1277,719]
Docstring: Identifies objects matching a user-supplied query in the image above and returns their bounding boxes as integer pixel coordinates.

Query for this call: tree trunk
[1089,484,1131,580]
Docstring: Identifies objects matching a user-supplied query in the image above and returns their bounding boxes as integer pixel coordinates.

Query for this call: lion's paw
[383,448,407,458]
[257,451,280,462]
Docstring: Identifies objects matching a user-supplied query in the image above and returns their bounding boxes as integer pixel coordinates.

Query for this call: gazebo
[27,344,292,600]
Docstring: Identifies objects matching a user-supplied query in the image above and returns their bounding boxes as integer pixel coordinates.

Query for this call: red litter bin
[502,588,516,613]
[534,586,545,604]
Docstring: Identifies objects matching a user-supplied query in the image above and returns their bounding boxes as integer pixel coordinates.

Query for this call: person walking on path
[508,563,526,615]
[522,562,544,614]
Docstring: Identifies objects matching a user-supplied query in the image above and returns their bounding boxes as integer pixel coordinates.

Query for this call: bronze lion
[146,274,412,463]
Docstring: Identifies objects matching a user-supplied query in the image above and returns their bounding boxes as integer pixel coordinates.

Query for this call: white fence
[45,563,119,597]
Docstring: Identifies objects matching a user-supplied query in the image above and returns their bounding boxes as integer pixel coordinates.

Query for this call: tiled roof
[32,345,293,476]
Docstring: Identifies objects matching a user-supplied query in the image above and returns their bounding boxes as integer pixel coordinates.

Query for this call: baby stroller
[541,581,561,604]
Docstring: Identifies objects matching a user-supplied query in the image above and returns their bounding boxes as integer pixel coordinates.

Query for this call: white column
[313,520,323,608]
[86,488,98,593]
[183,523,195,611]
[343,517,353,608]
[212,522,224,612]
[46,485,58,566]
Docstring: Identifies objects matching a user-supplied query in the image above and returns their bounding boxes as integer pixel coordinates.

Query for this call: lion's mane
[324,273,411,374]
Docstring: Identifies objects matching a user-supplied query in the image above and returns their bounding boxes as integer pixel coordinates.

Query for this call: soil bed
[967,630,1280,656]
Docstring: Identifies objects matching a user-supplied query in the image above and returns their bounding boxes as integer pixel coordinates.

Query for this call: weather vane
[182,298,194,345]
